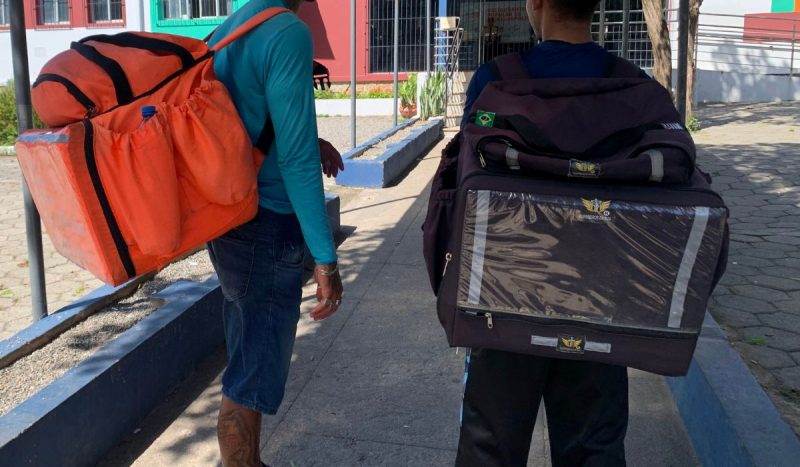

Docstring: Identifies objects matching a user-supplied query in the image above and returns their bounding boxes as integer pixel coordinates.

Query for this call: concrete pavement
[100,136,698,466]
[694,102,800,435]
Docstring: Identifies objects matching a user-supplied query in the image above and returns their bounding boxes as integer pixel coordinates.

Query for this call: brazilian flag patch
[475,111,496,128]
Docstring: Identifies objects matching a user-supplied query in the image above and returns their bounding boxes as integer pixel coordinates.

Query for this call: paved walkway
[0,117,395,342]
[695,102,800,435]
[0,157,102,341]
[100,136,698,466]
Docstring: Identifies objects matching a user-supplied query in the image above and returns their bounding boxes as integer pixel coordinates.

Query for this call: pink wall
[298,0,407,83]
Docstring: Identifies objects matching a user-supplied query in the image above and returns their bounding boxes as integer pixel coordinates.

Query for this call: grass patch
[0,289,15,298]
[72,285,88,297]
[747,336,768,346]
[686,116,702,133]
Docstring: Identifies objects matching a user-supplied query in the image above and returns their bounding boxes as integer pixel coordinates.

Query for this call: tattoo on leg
[218,402,261,467]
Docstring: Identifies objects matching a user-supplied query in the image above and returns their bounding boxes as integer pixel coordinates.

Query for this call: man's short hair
[550,0,602,20]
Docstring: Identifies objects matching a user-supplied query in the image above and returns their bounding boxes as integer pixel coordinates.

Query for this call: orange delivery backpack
[15,7,290,286]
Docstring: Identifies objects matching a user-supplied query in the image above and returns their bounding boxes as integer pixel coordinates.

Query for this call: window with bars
[0,0,9,27]
[36,0,71,25]
[593,0,654,69]
[162,0,231,20]
[88,0,123,23]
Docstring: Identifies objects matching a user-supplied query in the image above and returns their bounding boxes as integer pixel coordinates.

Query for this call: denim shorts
[207,207,306,414]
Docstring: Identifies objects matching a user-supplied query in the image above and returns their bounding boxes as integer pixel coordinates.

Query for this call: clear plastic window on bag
[457,190,726,332]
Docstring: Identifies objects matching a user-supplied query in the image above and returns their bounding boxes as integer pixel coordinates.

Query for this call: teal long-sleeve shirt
[208,0,336,264]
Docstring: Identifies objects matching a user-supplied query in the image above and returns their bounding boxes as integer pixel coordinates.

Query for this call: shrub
[399,74,417,107]
[0,81,45,146]
[0,83,18,146]
[420,71,445,119]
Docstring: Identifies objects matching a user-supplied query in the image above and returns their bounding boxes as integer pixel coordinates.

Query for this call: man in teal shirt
[206,1,343,465]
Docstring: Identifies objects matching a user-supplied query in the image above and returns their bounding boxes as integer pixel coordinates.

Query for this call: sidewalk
[694,102,800,435]
[100,136,698,466]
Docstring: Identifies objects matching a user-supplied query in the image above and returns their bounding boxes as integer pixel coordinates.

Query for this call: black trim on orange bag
[82,119,136,279]
[71,41,134,107]
[33,74,96,112]
[81,33,196,69]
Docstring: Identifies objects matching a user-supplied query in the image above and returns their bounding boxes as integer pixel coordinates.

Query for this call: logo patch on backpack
[568,159,600,178]
[475,111,496,128]
[556,335,586,354]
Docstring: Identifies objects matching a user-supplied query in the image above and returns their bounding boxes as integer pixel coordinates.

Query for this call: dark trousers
[456,349,629,467]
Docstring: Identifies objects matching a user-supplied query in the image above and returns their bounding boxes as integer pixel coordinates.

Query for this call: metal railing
[434,16,463,126]
[665,11,799,77]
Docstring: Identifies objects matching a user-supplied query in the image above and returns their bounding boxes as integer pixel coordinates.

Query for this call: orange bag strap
[210,7,291,52]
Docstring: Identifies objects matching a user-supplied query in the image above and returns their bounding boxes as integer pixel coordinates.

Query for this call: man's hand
[319,138,344,178]
[311,263,343,321]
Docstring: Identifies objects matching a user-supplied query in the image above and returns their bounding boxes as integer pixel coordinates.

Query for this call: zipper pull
[442,253,453,277]
[486,313,493,329]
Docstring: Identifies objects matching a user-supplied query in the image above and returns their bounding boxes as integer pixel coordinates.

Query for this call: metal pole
[393,0,399,126]
[10,0,48,320]
[350,0,356,148]
[426,0,431,74]
[598,1,606,47]
[622,0,631,60]
[676,0,690,123]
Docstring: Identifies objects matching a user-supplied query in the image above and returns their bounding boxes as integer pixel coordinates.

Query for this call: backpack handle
[211,7,291,52]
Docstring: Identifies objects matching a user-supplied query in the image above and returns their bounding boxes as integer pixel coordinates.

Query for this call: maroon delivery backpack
[423,53,729,376]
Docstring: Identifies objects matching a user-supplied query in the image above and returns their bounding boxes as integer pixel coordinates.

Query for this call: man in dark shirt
[457,1,642,466]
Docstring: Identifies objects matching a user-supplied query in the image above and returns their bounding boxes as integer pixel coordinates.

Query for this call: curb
[0,278,223,467]
[0,272,155,369]
[668,312,800,467]
[336,118,443,188]
[0,146,14,157]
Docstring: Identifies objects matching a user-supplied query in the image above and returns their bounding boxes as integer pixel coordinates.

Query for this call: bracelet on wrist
[317,264,338,276]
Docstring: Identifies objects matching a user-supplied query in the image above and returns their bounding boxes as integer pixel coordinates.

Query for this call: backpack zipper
[459,306,696,339]
[442,252,453,277]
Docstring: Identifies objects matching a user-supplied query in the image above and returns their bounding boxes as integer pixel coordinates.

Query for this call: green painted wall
[150,0,247,38]
[772,0,796,13]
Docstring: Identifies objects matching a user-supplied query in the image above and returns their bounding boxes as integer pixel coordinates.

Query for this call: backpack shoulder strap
[606,55,645,79]
[490,52,530,81]
[211,7,291,52]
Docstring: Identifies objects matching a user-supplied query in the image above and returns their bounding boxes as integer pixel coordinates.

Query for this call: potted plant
[399,74,418,119]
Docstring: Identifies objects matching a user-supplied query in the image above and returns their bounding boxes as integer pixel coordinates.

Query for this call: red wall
[743,12,800,42]
[298,0,406,83]
[2,0,127,30]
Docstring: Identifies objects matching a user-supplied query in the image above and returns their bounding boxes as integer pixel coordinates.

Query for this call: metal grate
[367,0,657,73]
[369,0,439,73]
[447,0,534,71]
[593,0,654,69]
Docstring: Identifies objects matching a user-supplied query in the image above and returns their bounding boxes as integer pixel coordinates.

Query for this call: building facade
[2,0,799,100]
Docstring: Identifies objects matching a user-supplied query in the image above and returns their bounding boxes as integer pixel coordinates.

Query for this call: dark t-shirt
[461,40,649,126]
